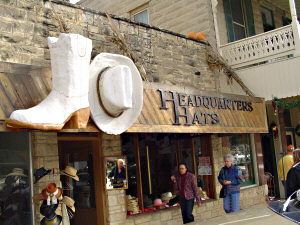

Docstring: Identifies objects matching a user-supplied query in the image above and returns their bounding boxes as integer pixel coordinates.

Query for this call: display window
[0,132,33,225]
[229,134,255,186]
[121,133,215,215]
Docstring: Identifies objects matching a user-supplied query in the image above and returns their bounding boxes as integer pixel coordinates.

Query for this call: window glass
[133,9,149,24]
[122,134,138,197]
[233,24,246,40]
[229,134,255,186]
[194,136,213,200]
[231,0,244,25]
[181,137,195,174]
[138,134,178,200]
[122,133,215,215]
[0,132,33,225]
[261,6,274,32]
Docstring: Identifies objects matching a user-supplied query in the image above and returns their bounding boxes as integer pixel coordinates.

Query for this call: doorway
[58,134,106,225]
[262,134,280,198]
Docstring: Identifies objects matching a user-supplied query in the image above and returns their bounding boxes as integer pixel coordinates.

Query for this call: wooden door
[58,135,106,225]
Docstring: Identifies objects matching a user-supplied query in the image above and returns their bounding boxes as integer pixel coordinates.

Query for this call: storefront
[0,1,268,225]
[52,82,268,225]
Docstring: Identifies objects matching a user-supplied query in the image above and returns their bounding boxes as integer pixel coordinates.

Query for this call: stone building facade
[0,1,267,225]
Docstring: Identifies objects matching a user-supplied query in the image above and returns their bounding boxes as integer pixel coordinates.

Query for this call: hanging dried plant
[48,0,70,33]
[205,43,255,97]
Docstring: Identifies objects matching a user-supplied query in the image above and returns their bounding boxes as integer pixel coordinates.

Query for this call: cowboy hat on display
[34,167,52,184]
[41,183,63,205]
[61,196,75,212]
[6,168,27,177]
[89,53,143,135]
[60,166,79,181]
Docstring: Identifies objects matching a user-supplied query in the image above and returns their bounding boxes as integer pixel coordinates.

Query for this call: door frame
[58,133,106,225]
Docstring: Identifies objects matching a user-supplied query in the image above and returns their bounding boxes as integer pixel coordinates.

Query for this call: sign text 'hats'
[89,53,143,135]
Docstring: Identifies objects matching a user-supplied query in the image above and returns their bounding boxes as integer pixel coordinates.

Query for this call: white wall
[236,56,300,100]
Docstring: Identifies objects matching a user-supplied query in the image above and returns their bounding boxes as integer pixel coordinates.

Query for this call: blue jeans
[223,192,240,213]
[180,197,194,224]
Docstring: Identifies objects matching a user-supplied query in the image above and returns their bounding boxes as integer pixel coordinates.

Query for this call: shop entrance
[58,133,106,225]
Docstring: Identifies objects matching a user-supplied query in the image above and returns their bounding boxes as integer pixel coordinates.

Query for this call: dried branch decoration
[205,42,255,97]
[49,0,69,33]
[106,12,148,82]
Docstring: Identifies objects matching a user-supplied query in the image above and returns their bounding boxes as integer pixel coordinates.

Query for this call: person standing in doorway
[171,163,200,224]
[277,145,294,198]
[218,154,243,213]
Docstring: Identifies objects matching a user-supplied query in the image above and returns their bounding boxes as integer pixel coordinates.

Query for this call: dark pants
[282,180,287,198]
[180,197,194,224]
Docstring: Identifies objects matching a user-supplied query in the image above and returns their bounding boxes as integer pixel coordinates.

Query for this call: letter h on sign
[157,89,191,126]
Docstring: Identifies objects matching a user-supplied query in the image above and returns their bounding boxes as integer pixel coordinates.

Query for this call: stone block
[0,18,13,34]
[160,211,172,221]
[107,195,118,206]
[134,214,153,224]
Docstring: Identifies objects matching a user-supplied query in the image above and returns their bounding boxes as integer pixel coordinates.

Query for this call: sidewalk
[194,203,296,225]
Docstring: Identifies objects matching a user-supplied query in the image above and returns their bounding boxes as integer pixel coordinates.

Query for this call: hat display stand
[126,195,142,215]
[161,192,176,203]
[198,187,209,200]
[33,166,78,225]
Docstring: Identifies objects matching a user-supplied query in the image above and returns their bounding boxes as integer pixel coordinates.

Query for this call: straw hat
[60,166,79,181]
[41,183,62,205]
[89,53,143,135]
[6,168,27,177]
[62,196,75,212]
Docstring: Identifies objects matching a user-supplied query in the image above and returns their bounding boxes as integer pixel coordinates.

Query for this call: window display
[121,133,214,215]
[0,132,33,225]
[229,134,255,186]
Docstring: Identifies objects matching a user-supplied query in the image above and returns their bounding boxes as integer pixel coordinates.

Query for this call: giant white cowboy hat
[89,53,143,135]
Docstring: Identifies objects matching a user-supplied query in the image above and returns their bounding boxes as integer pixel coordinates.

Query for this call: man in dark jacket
[286,149,300,198]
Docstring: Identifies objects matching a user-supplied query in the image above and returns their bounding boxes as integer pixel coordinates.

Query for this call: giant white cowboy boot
[6,33,92,130]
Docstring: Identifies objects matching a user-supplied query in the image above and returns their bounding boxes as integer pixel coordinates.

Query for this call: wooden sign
[127,82,268,133]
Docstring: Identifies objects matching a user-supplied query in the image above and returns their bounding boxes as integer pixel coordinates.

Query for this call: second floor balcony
[220,24,296,69]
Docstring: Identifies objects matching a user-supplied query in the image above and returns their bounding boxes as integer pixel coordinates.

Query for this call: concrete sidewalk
[193,203,297,225]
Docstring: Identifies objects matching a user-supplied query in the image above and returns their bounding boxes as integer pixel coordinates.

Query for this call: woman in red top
[171,163,201,224]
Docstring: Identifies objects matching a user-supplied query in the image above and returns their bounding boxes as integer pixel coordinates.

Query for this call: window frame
[223,0,255,42]
[130,3,150,25]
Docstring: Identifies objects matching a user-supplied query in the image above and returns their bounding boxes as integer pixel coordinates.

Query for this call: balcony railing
[220,25,295,68]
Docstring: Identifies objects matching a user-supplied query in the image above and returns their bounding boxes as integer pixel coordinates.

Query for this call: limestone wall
[31,132,61,225]
[0,0,216,91]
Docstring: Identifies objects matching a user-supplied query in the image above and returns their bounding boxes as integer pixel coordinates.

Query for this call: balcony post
[290,0,300,56]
